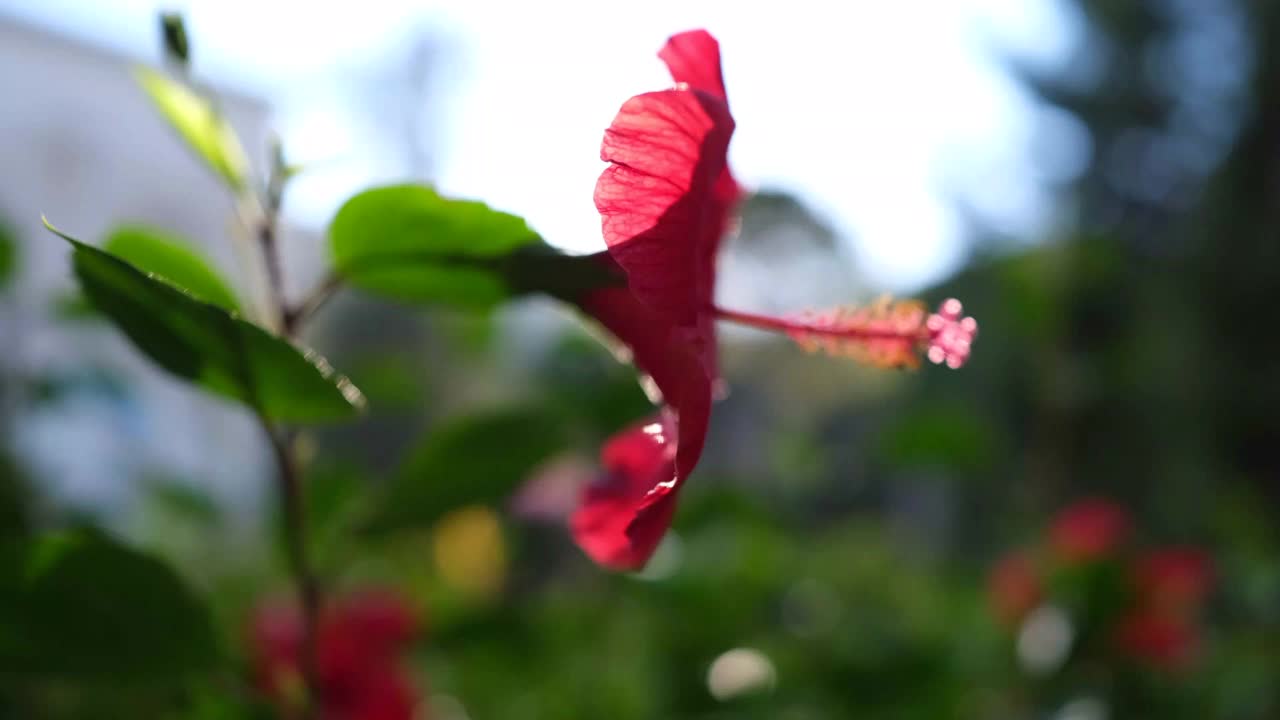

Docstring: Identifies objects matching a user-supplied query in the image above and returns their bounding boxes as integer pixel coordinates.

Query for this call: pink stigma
[926,299,978,369]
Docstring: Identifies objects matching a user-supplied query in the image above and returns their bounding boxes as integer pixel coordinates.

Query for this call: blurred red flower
[1113,609,1200,671]
[250,589,421,720]
[1049,498,1130,563]
[1116,546,1213,670]
[988,552,1042,625]
[1132,547,1213,611]
[990,500,1214,674]
[568,30,977,571]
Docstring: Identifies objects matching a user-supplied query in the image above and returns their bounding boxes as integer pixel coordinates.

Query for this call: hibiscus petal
[659,30,729,102]
[577,283,711,478]
[570,417,680,570]
[595,88,735,334]
[570,284,713,570]
[659,29,742,260]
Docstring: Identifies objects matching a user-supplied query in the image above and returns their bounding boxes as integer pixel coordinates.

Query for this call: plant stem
[263,424,322,716]
[255,155,323,716]
[259,184,288,334]
[284,271,343,337]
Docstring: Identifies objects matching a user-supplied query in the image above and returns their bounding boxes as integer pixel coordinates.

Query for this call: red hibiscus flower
[250,589,421,720]
[1049,498,1130,564]
[569,30,978,571]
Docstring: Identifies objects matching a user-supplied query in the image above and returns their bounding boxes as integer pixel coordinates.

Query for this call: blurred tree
[947,0,1272,521]
[912,1,1280,713]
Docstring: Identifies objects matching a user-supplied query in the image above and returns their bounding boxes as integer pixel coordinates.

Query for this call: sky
[3,0,1082,291]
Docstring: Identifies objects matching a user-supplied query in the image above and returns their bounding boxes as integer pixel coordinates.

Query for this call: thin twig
[257,131,293,332]
[254,143,323,717]
[258,187,288,333]
[262,423,321,715]
[284,271,343,337]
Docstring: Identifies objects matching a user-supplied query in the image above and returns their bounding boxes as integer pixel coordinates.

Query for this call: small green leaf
[330,184,618,308]
[46,220,364,423]
[105,225,240,311]
[0,530,219,680]
[159,11,191,65]
[363,407,568,535]
[136,66,248,191]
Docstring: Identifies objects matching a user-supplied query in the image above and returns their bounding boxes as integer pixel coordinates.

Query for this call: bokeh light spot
[707,647,776,701]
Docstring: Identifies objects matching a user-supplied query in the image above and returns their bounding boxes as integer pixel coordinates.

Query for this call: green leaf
[136,66,248,191]
[159,11,191,65]
[329,184,618,308]
[46,220,364,423]
[0,530,219,680]
[104,225,240,311]
[363,407,568,534]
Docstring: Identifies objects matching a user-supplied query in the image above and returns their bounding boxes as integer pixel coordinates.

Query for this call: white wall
[0,17,276,518]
